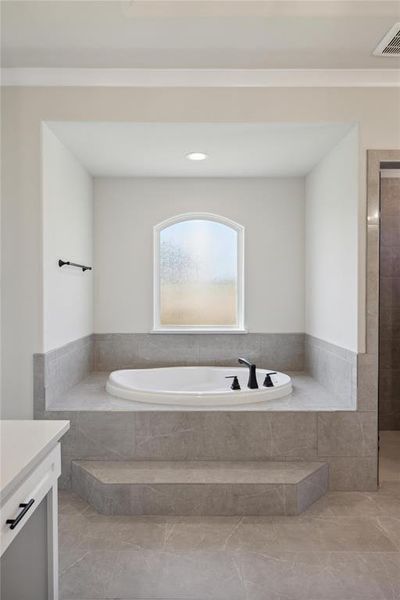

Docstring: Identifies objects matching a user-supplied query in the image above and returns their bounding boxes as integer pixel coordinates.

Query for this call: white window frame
[152,212,245,333]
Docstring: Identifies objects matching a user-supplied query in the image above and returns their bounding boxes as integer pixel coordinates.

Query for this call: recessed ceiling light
[186,152,208,161]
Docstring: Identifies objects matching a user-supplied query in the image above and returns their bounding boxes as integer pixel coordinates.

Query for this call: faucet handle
[263,372,277,388]
[225,376,241,390]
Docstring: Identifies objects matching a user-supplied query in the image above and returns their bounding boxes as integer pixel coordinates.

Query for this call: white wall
[94,177,305,334]
[305,126,359,351]
[42,125,93,351]
[2,86,399,417]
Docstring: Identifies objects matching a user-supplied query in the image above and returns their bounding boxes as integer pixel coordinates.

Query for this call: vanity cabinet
[1,420,69,600]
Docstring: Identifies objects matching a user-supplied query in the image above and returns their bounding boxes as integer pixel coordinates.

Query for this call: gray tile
[381,246,400,278]
[305,335,356,404]
[46,371,353,413]
[357,355,378,411]
[198,333,260,366]
[96,482,291,516]
[317,412,377,457]
[259,333,304,371]
[71,459,328,516]
[59,512,167,552]
[366,312,379,355]
[381,178,400,216]
[223,515,396,553]
[381,214,400,247]
[380,340,400,369]
[108,549,245,600]
[74,412,137,459]
[93,332,305,372]
[367,224,379,295]
[380,308,400,340]
[235,551,400,600]
[296,463,329,513]
[34,335,94,412]
[33,353,46,416]
[375,517,400,550]
[59,549,120,599]
[93,333,141,370]
[137,333,200,367]
[323,456,378,491]
[270,413,317,459]
[59,468,400,600]
[380,275,400,306]
[306,488,400,518]
[130,412,317,461]
[357,366,378,411]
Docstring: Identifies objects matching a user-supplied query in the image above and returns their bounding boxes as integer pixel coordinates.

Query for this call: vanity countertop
[0,420,69,502]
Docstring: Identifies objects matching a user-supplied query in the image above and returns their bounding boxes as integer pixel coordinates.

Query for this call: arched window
[153,213,244,332]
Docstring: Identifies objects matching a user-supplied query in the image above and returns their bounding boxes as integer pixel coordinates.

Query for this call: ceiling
[2,1,400,69]
[46,121,354,177]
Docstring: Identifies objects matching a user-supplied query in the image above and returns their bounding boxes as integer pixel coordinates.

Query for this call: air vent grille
[373,23,400,57]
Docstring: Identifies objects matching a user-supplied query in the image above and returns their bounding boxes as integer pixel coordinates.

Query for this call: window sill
[150,328,248,335]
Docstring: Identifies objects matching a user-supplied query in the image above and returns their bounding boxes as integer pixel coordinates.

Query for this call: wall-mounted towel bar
[58,259,92,272]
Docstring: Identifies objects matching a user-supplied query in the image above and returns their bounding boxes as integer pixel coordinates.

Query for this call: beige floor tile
[380,431,400,483]
[58,437,400,600]
[236,551,400,600]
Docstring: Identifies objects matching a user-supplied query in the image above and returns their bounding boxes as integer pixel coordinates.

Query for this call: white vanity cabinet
[0,420,70,600]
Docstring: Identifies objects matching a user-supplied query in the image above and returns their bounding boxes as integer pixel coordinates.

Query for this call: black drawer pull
[6,499,35,530]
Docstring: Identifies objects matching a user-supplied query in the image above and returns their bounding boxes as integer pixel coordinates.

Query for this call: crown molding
[2,68,400,88]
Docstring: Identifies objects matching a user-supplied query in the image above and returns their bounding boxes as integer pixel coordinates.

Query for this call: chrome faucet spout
[238,357,258,389]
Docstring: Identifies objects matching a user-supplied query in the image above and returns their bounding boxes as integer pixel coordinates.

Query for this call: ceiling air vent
[373,23,400,56]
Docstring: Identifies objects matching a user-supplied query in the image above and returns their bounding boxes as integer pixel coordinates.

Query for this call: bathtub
[106,367,292,406]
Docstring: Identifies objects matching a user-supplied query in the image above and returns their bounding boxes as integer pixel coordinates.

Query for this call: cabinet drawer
[1,444,60,555]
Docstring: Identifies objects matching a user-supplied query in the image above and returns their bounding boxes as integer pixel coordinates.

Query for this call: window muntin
[154,214,244,331]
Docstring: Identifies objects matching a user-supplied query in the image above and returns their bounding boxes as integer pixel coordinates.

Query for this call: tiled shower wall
[379,176,400,430]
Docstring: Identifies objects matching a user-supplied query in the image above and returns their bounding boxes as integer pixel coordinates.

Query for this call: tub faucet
[238,357,258,389]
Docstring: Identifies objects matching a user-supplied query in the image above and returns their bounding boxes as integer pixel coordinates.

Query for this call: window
[153,213,244,332]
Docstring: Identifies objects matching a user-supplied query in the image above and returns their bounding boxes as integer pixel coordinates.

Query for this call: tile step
[71,460,329,516]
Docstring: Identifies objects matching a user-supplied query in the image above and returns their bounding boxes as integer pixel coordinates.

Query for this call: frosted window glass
[159,219,238,326]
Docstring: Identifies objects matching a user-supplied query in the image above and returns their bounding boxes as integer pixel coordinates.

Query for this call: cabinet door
[1,496,49,600]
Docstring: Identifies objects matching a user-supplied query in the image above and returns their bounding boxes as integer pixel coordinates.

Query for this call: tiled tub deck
[37,371,377,493]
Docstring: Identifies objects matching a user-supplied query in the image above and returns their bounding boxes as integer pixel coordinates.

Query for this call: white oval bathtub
[106,367,292,406]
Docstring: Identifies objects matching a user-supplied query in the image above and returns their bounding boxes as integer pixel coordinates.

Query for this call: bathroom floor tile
[59,488,400,600]
[235,551,400,600]
[59,435,400,599]
[379,431,400,482]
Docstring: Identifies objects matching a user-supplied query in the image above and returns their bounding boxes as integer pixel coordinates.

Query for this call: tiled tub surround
[379,176,400,430]
[34,331,306,415]
[305,334,357,406]
[34,330,379,494]
[44,372,353,412]
[35,332,358,410]
[71,460,329,516]
[34,335,93,417]
[43,409,377,492]
[93,332,305,372]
